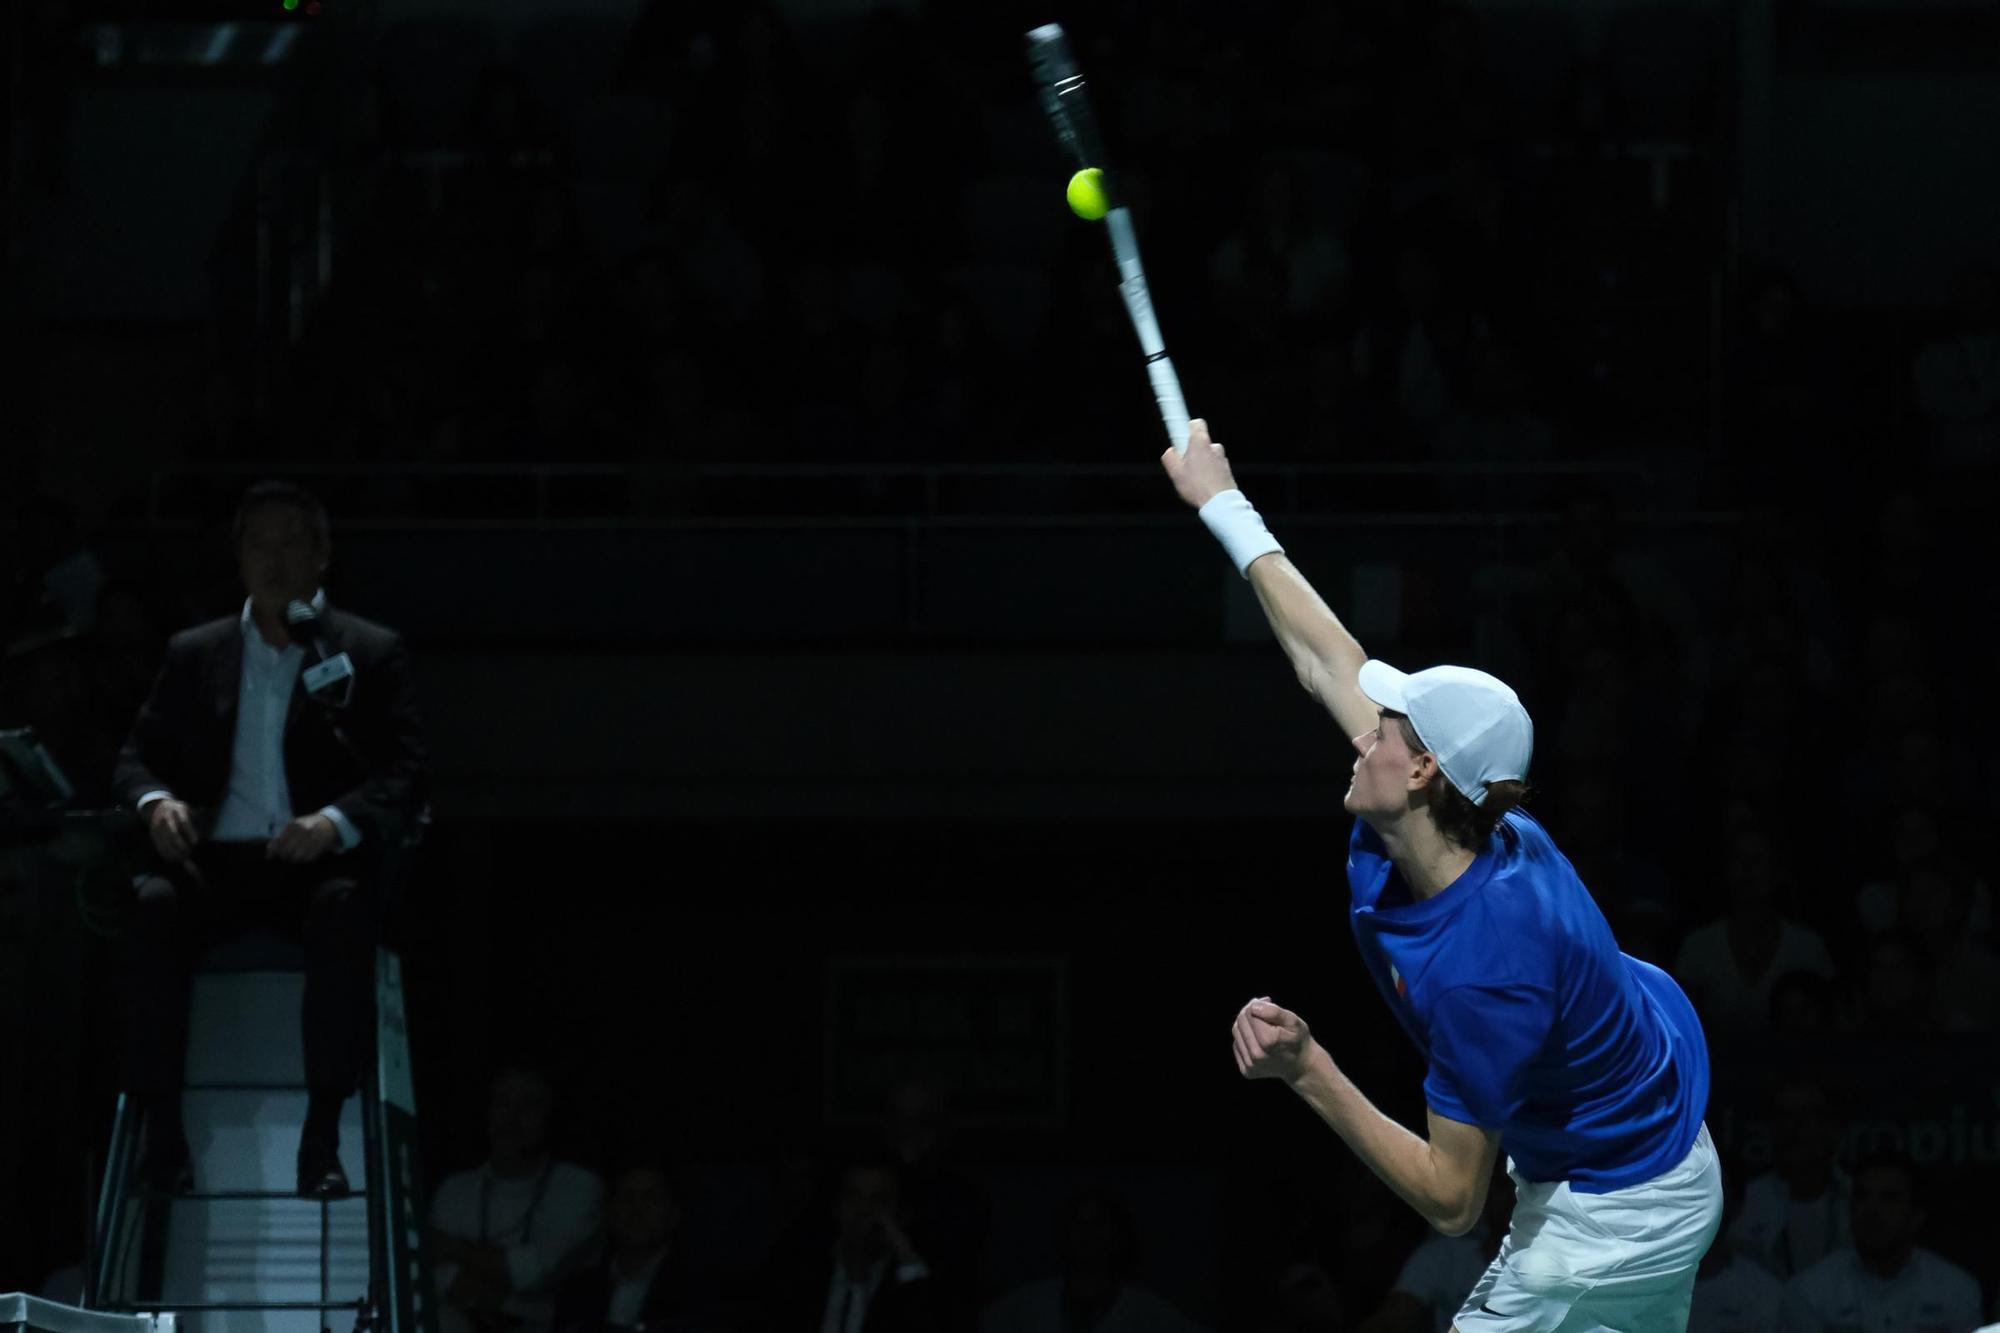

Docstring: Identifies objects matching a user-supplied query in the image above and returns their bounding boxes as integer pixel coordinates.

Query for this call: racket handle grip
[1106,211,1191,453]
[1147,356,1192,455]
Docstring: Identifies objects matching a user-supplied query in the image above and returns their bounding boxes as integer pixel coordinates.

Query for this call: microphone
[287,599,355,707]
[284,598,369,785]
[285,599,327,660]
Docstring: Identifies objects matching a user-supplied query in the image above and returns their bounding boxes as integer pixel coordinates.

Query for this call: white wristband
[1197,489,1284,578]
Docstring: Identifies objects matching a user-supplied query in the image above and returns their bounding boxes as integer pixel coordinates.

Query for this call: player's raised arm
[1161,420,1377,742]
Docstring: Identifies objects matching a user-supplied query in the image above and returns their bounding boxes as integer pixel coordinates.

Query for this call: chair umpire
[114,480,429,1198]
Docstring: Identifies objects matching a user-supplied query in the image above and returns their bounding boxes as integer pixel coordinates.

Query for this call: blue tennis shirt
[1348,809,1708,1192]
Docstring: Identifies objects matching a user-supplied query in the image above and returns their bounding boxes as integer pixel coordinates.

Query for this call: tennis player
[1163,421,1720,1331]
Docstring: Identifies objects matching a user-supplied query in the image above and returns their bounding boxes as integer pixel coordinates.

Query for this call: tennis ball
[1066,167,1110,221]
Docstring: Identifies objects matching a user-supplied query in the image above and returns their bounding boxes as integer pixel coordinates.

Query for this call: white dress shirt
[137,592,358,850]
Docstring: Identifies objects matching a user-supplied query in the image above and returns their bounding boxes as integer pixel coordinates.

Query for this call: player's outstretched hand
[1232,996,1314,1083]
[1161,418,1241,509]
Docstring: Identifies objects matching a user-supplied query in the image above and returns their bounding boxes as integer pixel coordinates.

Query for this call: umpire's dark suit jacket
[114,603,429,851]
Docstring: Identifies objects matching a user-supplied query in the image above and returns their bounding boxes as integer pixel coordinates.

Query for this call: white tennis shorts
[1453,1123,1723,1333]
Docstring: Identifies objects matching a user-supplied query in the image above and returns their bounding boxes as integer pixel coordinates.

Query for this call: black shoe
[297,1137,350,1199]
[136,1133,194,1196]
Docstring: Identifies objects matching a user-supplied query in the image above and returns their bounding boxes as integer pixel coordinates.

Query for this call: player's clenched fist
[1231,996,1314,1083]
[1160,418,1240,510]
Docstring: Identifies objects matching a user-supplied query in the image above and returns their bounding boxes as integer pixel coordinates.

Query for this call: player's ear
[1409,750,1440,792]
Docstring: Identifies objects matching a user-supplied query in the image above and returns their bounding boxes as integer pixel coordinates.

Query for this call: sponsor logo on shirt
[1389,962,1407,999]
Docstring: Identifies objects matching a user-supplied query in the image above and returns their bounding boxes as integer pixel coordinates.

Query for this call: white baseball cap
[1356,661,1534,807]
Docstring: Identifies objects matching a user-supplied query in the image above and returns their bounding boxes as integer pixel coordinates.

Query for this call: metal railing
[2,1294,172,1333]
[85,940,431,1333]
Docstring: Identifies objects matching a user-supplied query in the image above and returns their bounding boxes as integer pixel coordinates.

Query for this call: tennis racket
[1025,22,1195,455]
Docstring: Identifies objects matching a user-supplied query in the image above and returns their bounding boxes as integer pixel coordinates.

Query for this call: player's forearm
[1287,1043,1475,1234]
[1246,555,1368,702]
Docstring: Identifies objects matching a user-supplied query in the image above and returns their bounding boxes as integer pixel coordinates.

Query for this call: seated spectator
[1209,154,1352,343]
[650,175,767,332]
[1780,1153,1981,1332]
[1853,804,1992,939]
[1767,970,1837,1034]
[1708,543,1842,706]
[3,579,164,809]
[1349,237,1500,449]
[1550,783,1675,966]
[1844,930,1940,1034]
[179,366,265,462]
[875,1078,989,1333]
[1846,490,1954,655]
[1716,267,1843,498]
[1727,1078,1848,1280]
[1896,853,2000,1030]
[1846,726,1975,848]
[1538,60,1639,217]
[430,1063,607,1333]
[1910,264,2000,475]
[1688,1155,1782,1333]
[1671,825,1835,1030]
[1268,3,1379,147]
[760,1156,940,1333]
[910,288,1007,455]
[979,1186,1206,1333]
[552,1160,729,1333]
[1385,3,1509,170]
[460,64,563,170]
[494,357,621,462]
[747,1131,825,1289]
[1256,1256,1345,1333]
[6,492,104,649]
[1355,1168,1512,1333]
[1251,1152,1416,1324]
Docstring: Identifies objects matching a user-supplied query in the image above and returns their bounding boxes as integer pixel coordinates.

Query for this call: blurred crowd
[5,0,1989,494]
[39,1060,1991,1332]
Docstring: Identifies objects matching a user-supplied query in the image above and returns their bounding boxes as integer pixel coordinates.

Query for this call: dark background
[3,0,1998,1327]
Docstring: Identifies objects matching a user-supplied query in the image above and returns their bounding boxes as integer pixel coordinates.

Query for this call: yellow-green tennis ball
[1067,167,1110,221]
